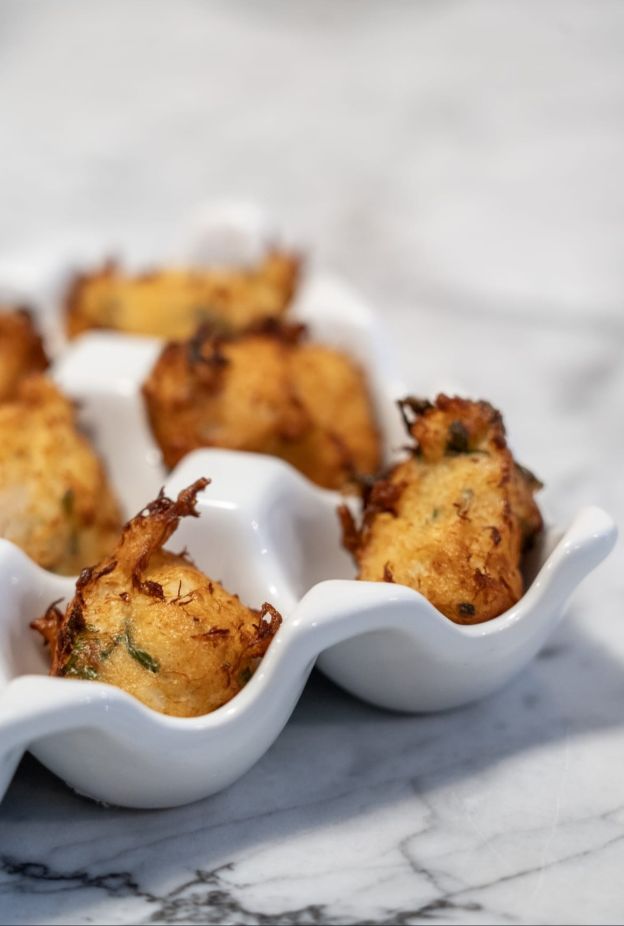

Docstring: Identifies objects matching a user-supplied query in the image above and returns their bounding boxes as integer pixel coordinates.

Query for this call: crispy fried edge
[141,320,311,468]
[143,318,382,489]
[32,478,284,685]
[33,479,210,673]
[0,306,49,384]
[64,252,302,338]
[339,394,544,606]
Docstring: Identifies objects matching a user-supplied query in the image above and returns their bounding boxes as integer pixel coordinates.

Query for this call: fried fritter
[339,395,543,624]
[65,250,300,340]
[0,307,48,401]
[32,479,282,718]
[142,321,382,490]
[0,375,122,574]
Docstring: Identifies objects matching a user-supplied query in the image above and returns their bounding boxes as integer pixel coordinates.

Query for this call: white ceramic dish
[0,450,616,808]
[0,208,616,808]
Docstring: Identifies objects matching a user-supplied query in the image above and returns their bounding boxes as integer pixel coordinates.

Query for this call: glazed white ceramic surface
[0,449,616,809]
[0,211,616,809]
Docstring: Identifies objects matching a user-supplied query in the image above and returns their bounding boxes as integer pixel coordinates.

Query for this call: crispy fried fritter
[32,479,282,718]
[0,375,122,574]
[0,308,48,401]
[142,321,382,490]
[65,251,300,340]
[340,395,543,624]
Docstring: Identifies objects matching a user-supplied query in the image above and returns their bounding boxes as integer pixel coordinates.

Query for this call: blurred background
[0,0,622,522]
[2,7,624,921]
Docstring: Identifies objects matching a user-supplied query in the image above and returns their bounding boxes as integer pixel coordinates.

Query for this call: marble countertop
[1,2,623,923]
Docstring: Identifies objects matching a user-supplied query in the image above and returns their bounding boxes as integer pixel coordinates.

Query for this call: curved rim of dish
[0,500,615,737]
[0,203,616,738]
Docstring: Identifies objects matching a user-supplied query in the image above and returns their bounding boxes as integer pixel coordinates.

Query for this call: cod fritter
[0,375,122,574]
[142,321,382,490]
[32,478,282,718]
[0,307,48,401]
[65,250,300,340]
[339,395,543,624]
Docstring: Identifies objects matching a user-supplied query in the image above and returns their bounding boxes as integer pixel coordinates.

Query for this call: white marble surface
[1,2,623,924]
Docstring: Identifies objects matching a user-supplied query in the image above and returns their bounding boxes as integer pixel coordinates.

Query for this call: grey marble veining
[2,614,624,926]
[1,2,624,924]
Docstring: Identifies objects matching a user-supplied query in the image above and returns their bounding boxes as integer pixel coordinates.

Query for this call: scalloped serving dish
[0,208,616,808]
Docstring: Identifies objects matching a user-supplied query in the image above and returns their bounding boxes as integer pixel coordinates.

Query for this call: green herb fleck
[98,640,117,661]
[127,644,160,673]
[62,641,99,680]
[238,666,253,688]
[118,624,160,673]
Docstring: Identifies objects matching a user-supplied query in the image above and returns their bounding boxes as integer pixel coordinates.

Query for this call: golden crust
[142,321,382,490]
[0,375,122,574]
[0,308,48,402]
[32,479,282,718]
[65,251,300,340]
[340,395,543,624]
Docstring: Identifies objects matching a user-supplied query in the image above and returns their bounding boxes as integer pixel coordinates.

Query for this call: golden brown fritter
[32,479,282,718]
[0,375,122,574]
[0,307,48,401]
[65,251,300,340]
[142,321,382,490]
[339,395,543,624]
